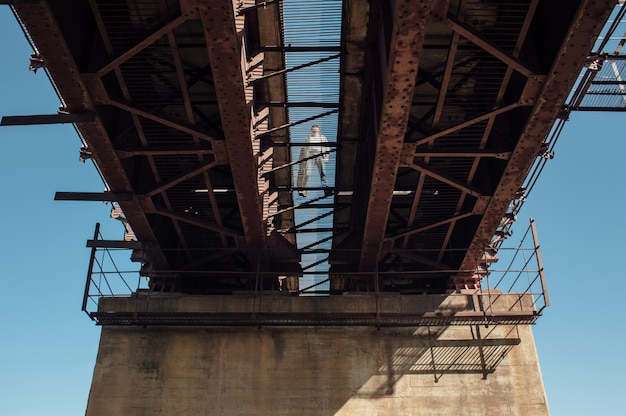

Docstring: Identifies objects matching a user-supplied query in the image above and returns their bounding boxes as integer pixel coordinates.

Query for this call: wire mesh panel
[82,217,548,325]
[480,219,549,317]
[82,223,145,316]
[569,2,626,111]
[578,59,626,109]
[283,0,342,293]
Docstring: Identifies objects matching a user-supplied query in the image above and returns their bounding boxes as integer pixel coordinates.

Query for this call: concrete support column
[86,296,548,415]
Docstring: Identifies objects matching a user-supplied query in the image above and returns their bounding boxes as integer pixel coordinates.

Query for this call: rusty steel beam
[359,0,436,271]
[446,14,534,77]
[254,0,296,245]
[408,161,486,198]
[12,2,170,270]
[412,149,511,160]
[162,2,229,251]
[200,172,228,246]
[458,0,614,272]
[143,160,219,197]
[108,99,218,143]
[1,113,95,125]
[330,0,370,263]
[54,191,134,202]
[257,109,339,136]
[515,0,540,57]
[87,0,195,256]
[414,3,461,259]
[96,13,192,76]
[435,0,540,263]
[402,169,426,251]
[389,212,476,241]
[390,249,452,271]
[86,240,145,249]
[116,146,215,158]
[250,53,340,85]
[432,32,460,128]
[197,0,268,264]
[413,102,522,147]
[152,207,241,238]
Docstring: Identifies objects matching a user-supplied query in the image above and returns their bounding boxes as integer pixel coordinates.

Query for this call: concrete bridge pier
[85,295,549,415]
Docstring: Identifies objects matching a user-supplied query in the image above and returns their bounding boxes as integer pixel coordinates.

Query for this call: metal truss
[3,0,615,300]
[331,0,614,294]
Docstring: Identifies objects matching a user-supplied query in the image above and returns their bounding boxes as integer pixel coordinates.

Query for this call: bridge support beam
[85,295,549,415]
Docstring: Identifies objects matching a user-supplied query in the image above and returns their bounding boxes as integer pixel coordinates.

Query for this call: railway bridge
[3,0,618,414]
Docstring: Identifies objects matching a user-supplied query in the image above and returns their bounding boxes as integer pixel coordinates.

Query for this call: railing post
[530,218,550,309]
[375,261,380,330]
[82,222,100,317]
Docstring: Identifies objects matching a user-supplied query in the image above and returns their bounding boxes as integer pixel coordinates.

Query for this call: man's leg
[297,159,309,197]
[317,158,327,187]
[316,158,331,196]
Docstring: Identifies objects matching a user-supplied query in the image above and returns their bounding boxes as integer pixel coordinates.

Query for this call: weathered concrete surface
[93,292,540,326]
[86,296,548,415]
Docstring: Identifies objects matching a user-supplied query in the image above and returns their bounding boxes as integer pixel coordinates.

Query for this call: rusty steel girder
[359,0,438,272]
[10,0,288,291]
[337,0,614,294]
[12,1,171,271]
[197,0,268,261]
[7,0,616,297]
[458,0,614,272]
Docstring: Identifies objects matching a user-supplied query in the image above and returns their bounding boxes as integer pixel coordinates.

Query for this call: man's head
[311,125,320,136]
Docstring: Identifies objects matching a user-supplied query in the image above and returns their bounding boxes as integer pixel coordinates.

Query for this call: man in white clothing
[296,125,329,197]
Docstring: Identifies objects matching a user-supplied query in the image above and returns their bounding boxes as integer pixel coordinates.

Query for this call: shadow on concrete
[370,324,521,398]
[87,295,531,415]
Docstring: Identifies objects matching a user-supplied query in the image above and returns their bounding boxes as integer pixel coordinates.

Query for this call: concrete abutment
[86,295,549,415]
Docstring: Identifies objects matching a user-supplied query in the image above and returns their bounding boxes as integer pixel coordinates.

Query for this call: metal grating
[464,0,533,54]
[6,0,615,300]
[282,0,342,293]
[578,59,626,109]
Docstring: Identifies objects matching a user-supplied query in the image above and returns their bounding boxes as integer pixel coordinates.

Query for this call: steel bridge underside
[10,0,612,295]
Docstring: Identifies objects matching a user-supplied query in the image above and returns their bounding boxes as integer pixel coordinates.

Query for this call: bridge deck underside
[10,0,612,295]
[331,0,612,293]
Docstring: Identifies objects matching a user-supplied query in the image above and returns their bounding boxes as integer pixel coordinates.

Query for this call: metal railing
[82,219,548,326]
[477,218,549,319]
[82,223,148,318]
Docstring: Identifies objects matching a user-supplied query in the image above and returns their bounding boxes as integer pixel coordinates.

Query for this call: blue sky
[523,108,626,416]
[0,6,624,416]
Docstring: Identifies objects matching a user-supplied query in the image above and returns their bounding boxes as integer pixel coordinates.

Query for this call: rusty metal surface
[8,0,614,297]
[10,0,298,292]
[254,1,296,245]
[91,310,538,327]
[358,0,435,272]
[13,0,172,271]
[198,1,267,256]
[330,0,613,293]
[458,0,614,272]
